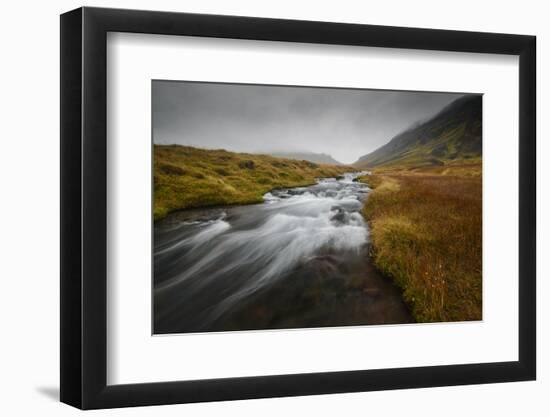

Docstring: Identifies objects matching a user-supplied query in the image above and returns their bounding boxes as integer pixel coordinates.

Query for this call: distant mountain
[354,95,482,169]
[270,152,343,165]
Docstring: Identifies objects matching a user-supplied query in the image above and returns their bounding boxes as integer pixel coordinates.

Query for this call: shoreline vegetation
[154,145,351,220]
[358,162,482,323]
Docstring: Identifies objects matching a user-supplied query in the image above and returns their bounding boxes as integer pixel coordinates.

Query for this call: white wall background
[0,0,546,415]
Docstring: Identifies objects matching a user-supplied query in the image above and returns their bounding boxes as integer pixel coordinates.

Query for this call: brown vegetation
[360,163,482,322]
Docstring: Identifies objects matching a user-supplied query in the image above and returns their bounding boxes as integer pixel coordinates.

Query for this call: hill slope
[269,152,342,165]
[154,145,350,220]
[354,94,482,169]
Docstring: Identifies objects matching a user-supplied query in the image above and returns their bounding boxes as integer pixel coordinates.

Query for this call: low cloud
[153,81,465,164]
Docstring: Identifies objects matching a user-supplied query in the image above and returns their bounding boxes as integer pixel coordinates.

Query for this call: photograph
[152,80,483,335]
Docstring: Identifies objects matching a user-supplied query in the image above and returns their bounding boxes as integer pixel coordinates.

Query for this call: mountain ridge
[354,94,482,169]
[268,151,343,165]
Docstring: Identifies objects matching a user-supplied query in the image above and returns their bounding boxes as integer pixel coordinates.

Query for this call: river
[154,172,411,334]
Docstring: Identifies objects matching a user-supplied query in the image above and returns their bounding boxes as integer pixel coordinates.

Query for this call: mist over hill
[269,152,343,165]
[354,95,482,169]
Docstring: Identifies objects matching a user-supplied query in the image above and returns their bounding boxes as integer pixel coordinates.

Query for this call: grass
[154,145,351,220]
[371,159,482,177]
[359,162,482,323]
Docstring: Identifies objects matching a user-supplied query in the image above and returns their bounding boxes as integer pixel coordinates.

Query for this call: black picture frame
[60,6,536,410]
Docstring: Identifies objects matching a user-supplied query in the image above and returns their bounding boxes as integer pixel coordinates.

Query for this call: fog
[152,81,465,164]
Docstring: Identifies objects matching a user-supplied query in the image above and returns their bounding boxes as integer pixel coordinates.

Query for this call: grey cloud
[152,80,465,164]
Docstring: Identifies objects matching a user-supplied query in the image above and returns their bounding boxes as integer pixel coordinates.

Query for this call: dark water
[154,173,412,334]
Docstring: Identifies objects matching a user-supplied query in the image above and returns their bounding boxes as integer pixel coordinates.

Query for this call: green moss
[153,145,351,221]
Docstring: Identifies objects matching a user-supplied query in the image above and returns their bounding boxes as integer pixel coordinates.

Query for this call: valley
[153,93,483,331]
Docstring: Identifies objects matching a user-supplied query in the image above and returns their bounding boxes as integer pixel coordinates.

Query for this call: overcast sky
[152,81,465,164]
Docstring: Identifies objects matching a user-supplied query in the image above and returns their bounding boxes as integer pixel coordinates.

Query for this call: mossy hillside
[355,95,482,169]
[154,145,351,220]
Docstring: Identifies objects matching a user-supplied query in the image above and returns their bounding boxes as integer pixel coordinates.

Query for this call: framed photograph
[60,7,536,409]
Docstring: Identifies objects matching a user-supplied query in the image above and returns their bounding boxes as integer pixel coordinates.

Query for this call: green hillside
[354,95,482,169]
[154,145,350,220]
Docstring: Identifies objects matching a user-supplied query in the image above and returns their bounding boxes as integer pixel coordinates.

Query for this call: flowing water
[154,173,411,334]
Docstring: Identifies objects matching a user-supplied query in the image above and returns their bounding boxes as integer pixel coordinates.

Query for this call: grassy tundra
[154,145,350,220]
[359,162,482,323]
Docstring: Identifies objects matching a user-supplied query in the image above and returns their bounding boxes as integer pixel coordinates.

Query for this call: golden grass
[359,164,482,322]
[154,145,351,220]
[371,159,482,177]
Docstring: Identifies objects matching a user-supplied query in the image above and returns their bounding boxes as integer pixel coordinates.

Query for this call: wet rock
[330,207,349,224]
